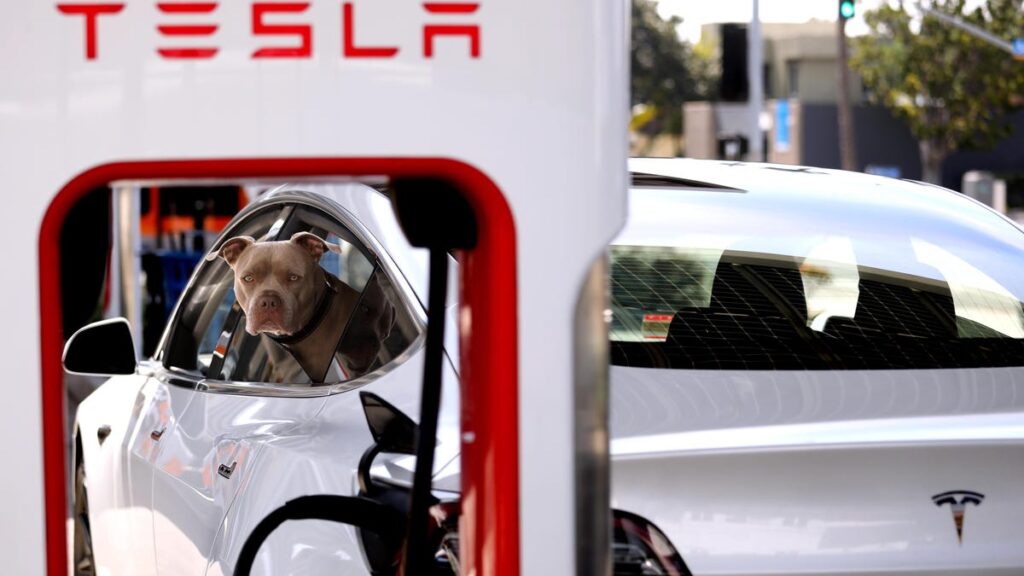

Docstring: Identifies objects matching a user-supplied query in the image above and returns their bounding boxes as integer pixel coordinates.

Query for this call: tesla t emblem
[932,490,985,545]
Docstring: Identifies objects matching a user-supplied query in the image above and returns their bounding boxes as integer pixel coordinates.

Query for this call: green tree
[851,0,1024,184]
[631,0,716,139]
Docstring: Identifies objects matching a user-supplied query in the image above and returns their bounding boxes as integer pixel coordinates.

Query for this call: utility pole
[915,1,1021,56]
[836,0,857,171]
[748,0,764,162]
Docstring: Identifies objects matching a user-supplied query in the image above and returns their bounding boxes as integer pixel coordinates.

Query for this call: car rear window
[610,186,1024,370]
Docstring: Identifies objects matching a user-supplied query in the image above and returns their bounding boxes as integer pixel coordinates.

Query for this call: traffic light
[839,0,855,20]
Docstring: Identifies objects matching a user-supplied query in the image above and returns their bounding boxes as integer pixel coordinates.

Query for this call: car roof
[631,157,947,197]
[623,158,1024,248]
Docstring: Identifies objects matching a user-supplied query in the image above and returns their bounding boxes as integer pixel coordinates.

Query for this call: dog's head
[206,232,338,336]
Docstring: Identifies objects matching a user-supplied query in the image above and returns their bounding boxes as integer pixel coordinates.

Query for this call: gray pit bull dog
[206,232,396,383]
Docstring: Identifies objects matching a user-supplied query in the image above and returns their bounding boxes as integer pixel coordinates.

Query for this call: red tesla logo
[56,1,481,60]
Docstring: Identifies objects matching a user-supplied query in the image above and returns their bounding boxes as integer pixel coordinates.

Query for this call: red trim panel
[39,158,519,576]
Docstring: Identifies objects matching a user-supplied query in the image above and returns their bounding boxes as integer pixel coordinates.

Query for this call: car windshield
[610,184,1024,370]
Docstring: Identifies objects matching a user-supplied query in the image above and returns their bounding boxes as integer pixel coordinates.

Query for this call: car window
[610,187,1024,370]
[163,205,289,373]
[170,203,420,387]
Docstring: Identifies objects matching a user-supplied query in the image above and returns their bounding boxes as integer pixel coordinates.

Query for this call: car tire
[72,442,95,576]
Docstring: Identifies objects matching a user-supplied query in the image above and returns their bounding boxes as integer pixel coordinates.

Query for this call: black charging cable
[234,494,404,576]
[402,247,449,573]
[391,179,477,575]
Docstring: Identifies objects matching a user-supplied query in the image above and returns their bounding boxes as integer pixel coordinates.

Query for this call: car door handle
[218,461,237,479]
[150,427,165,441]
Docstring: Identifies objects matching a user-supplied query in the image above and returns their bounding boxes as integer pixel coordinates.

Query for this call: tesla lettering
[56,3,125,60]
[157,2,218,59]
[342,2,397,58]
[56,1,482,60]
[253,2,311,59]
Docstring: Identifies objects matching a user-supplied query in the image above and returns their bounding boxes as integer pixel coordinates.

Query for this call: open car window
[166,201,420,388]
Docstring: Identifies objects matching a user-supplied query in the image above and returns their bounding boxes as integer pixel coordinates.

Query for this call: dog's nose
[256,294,282,311]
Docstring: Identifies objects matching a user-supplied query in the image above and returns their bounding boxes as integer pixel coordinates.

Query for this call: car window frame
[155,190,427,397]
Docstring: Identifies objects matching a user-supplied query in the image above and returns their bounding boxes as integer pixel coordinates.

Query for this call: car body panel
[612,435,1024,575]
[206,349,461,575]
[126,375,192,576]
[75,372,152,576]
[610,367,1024,439]
[151,385,327,575]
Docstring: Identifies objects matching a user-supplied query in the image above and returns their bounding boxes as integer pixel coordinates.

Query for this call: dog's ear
[290,232,340,260]
[206,236,255,267]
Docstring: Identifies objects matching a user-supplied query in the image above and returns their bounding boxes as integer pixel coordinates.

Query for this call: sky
[657,0,988,43]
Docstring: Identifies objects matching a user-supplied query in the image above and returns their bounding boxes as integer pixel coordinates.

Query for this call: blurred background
[630,0,1024,218]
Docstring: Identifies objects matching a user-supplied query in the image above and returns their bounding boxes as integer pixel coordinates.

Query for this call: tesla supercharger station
[0,0,628,574]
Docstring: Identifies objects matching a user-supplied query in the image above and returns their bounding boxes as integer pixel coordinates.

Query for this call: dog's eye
[242,275,254,283]
[288,274,300,282]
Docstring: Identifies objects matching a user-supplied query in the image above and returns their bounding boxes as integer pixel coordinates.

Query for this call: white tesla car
[68,159,1024,575]
[611,159,1024,575]
[67,182,465,576]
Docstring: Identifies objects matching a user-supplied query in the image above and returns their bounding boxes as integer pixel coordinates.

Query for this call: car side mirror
[63,318,137,376]
[360,391,417,456]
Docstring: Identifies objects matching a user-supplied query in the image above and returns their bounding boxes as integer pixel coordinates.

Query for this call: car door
[150,363,328,575]
[150,200,424,575]
[141,204,290,574]
[119,373,186,576]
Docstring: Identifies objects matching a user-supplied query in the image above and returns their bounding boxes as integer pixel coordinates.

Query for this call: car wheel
[72,448,95,576]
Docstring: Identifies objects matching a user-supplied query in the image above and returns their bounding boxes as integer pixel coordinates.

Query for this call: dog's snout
[256,293,282,311]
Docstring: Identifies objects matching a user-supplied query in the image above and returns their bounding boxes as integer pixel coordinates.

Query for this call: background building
[683,21,1024,199]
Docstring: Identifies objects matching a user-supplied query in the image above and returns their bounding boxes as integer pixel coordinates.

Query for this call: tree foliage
[631,0,716,135]
[851,0,1024,183]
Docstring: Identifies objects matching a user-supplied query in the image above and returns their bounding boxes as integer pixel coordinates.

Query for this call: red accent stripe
[643,314,673,322]
[423,2,479,13]
[40,158,518,576]
[157,24,217,35]
[157,48,219,58]
[156,2,217,13]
